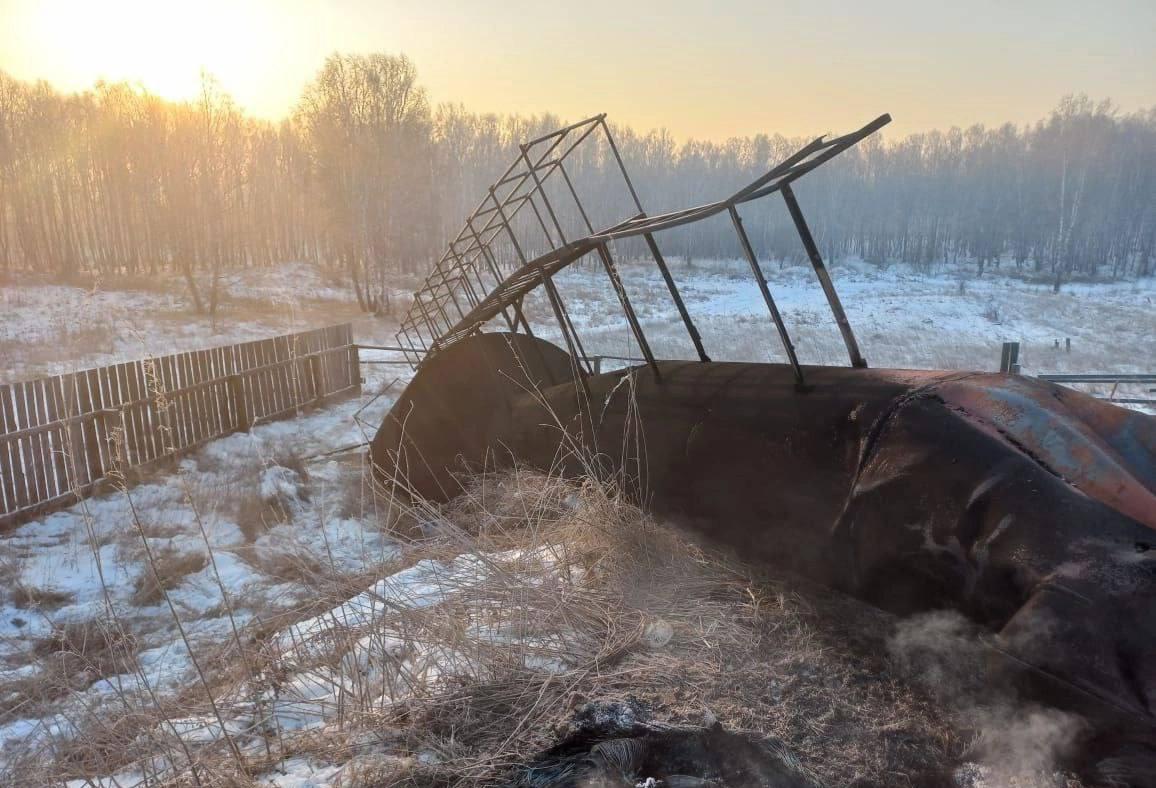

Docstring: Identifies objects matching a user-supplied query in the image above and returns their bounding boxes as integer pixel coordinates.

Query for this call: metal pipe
[729,205,805,387]
[644,232,710,362]
[523,113,605,148]
[781,183,866,368]
[558,161,595,234]
[541,269,593,391]
[521,145,569,245]
[527,193,558,249]
[597,243,659,380]
[550,274,595,375]
[601,119,708,362]
[600,118,644,213]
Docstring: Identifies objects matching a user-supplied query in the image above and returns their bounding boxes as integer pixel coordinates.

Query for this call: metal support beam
[596,243,660,380]
[542,270,594,387]
[644,233,710,362]
[513,296,535,337]
[602,119,709,363]
[461,220,519,332]
[555,283,594,376]
[781,184,866,369]
[396,113,891,375]
[521,146,569,246]
[489,190,539,337]
[729,206,805,388]
[527,194,558,250]
[600,118,644,212]
[558,161,594,234]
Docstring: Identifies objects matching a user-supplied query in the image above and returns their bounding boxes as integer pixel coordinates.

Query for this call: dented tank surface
[371,333,1156,754]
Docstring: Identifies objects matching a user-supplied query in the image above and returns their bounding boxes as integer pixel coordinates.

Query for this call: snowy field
[543,255,1156,375]
[0,263,412,382]
[1,258,1153,785]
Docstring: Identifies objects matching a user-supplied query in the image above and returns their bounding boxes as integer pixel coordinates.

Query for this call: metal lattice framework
[396,112,891,386]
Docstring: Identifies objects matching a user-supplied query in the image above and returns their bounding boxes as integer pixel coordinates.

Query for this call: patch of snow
[0,352,405,770]
[260,756,343,788]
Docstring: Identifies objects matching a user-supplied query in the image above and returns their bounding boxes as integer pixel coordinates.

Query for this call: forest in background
[1,53,1154,313]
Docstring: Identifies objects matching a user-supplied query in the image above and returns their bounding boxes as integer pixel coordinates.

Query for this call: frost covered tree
[0,53,1153,295]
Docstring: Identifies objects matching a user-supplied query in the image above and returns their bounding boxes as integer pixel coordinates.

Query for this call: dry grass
[0,618,142,731]
[10,584,75,610]
[236,495,285,542]
[1,465,968,788]
[131,550,210,607]
[379,471,960,788]
[32,619,138,670]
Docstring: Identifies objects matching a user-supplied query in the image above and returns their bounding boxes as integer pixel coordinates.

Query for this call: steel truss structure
[395,112,891,386]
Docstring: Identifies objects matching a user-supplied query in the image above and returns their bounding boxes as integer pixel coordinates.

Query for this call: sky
[1,0,1153,140]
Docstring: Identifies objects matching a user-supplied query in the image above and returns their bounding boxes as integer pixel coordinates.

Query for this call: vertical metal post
[527,194,558,249]
[601,118,708,362]
[412,293,443,345]
[597,244,659,380]
[729,206,805,387]
[542,270,593,395]
[488,190,540,336]
[781,184,866,368]
[644,234,710,362]
[541,270,593,375]
[459,224,519,332]
[448,242,488,303]
[513,297,535,337]
[558,161,595,234]
[600,118,645,211]
[521,146,568,245]
[490,190,529,260]
[1000,342,1021,374]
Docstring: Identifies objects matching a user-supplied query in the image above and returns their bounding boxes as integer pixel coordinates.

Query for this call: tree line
[1,54,1153,312]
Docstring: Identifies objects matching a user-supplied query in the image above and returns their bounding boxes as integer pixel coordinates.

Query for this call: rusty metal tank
[371,332,1156,775]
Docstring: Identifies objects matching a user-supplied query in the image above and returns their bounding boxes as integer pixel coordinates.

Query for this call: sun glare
[15,0,279,109]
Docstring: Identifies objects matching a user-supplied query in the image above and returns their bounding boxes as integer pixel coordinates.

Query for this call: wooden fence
[0,324,359,528]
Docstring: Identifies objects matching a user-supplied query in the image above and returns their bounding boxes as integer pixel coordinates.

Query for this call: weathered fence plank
[0,385,18,511]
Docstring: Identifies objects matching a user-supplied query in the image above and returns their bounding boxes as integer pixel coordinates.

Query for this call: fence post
[309,354,324,405]
[349,344,362,395]
[1000,342,1021,374]
[229,374,249,432]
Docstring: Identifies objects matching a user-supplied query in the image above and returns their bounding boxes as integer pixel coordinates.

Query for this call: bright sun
[12,0,281,109]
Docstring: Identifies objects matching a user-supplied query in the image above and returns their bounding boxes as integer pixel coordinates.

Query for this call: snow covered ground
[0,262,411,381]
[0,359,403,780]
[543,255,1156,373]
[520,255,1155,410]
[1,257,1153,784]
